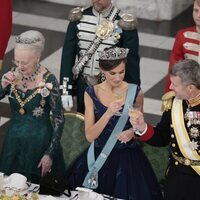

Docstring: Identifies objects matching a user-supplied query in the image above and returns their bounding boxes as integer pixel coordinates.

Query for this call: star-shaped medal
[32,106,44,118]
[190,140,199,151]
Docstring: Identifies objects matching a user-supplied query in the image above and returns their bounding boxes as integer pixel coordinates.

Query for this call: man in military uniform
[165,0,200,91]
[60,0,140,113]
[130,59,200,200]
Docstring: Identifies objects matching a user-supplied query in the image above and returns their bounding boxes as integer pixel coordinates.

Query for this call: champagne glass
[129,103,141,130]
[114,92,123,116]
[12,67,22,85]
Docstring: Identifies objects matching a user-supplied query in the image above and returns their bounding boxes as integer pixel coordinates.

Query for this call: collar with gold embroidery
[187,93,200,107]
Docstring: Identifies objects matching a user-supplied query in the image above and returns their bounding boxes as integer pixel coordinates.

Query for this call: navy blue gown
[66,86,163,200]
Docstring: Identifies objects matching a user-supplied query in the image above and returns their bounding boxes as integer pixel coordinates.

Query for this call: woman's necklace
[11,84,39,115]
[20,64,41,89]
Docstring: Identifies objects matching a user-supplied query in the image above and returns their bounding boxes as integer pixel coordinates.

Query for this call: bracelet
[134,123,147,136]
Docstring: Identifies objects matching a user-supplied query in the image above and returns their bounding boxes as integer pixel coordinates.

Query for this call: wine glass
[11,67,22,85]
[129,103,141,130]
[114,92,123,116]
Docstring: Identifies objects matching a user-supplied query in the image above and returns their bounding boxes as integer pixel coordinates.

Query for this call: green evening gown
[0,70,65,183]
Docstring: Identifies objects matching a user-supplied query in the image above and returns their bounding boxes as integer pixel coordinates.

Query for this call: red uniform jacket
[165,26,200,91]
[0,0,12,70]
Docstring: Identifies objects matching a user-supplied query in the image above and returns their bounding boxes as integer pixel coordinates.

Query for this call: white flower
[45,83,53,90]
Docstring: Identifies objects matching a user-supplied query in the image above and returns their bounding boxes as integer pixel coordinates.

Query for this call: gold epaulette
[161,91,175,112]
[118,12,138,30]
[68,7,83,22]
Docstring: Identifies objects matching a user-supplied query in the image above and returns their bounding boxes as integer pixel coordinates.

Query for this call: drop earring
[100,72,106,82]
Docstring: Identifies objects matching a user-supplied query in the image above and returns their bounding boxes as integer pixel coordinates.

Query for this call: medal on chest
[184,110,200,140]
[19,107,25,115]
[96,20,114,40]
[40,86,50,97]
[32,106,44,118]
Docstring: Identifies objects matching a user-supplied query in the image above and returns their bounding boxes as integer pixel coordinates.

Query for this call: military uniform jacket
[0,0,12,69]
[139,98,200,176]
[165,26,200,91]
[60,5,140,86]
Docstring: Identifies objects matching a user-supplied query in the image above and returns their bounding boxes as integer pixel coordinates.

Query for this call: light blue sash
[82,84,137,189]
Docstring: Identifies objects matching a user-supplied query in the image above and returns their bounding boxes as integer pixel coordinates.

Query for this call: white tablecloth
[3,182,119,199]
[29,183,77,199]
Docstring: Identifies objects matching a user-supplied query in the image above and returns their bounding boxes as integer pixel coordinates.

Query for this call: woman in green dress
[0,30,65,183]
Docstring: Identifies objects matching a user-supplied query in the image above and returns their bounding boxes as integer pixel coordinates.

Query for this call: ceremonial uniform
[139,91,200,200]
[165,26,200,91]
[0,0,12,70]
[60,5,140,113]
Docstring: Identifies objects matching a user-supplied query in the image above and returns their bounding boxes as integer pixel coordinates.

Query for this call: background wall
[44,0,193,21]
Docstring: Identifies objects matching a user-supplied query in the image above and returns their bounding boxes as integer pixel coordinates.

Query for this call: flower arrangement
[0,193,38,200]
[0,194,26,200]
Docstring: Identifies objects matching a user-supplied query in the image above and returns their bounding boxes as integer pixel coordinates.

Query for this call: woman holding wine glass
[66,47,163,199]
[0,30,65,183]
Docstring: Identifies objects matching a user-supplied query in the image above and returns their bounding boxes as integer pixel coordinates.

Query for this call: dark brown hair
[99,58,127,71]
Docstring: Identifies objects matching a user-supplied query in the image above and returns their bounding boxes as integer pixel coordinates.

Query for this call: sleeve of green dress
[0,78,10,100]
[45,74,65,158]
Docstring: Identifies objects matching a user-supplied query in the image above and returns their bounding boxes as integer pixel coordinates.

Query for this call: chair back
[61,111,90,170]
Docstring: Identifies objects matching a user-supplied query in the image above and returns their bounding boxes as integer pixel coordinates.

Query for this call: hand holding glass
[114,93,123,116]
[11,67,22,84]
[129,103,141,130]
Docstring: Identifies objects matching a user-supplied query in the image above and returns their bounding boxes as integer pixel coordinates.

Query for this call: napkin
[76,187,104,200]
[4,173,27,190]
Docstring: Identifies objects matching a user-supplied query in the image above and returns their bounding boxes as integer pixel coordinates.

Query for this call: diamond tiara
[98,47,129,60]
[15,35,41,44]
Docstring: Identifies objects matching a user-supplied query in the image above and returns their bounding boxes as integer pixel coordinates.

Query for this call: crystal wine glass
[129,103,141,130]
[114,92,123,116]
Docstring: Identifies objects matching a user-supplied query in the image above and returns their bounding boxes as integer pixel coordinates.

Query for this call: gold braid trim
[161,91,175,112]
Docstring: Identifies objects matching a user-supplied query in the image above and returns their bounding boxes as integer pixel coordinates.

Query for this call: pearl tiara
[98,47,129,60]
[15,35,41,44]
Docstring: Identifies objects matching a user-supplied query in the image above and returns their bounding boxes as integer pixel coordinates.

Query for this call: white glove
[61,95,73,111]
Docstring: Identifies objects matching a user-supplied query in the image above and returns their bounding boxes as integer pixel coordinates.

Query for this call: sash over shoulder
[82,84,137,189]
